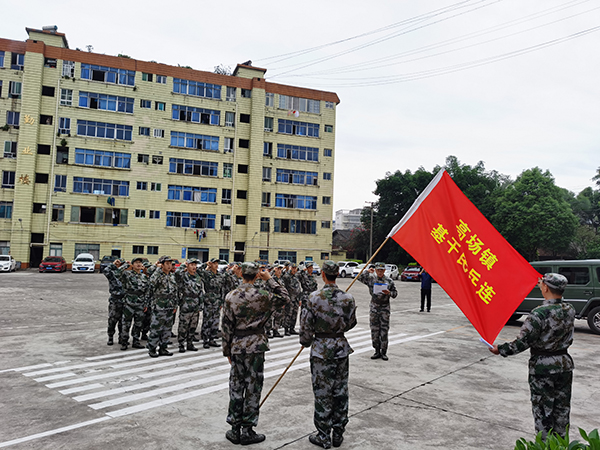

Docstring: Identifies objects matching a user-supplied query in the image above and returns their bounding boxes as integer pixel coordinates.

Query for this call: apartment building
[0,27,339,267]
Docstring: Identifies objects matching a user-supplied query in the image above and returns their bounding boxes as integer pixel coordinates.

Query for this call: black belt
[234,328,265,337]
[531,348,568,356]
[315,332,345,338]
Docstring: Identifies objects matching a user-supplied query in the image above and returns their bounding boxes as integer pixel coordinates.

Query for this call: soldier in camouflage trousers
[222,262,290,446]
[358,262,398,360]
[300,260,357,449]
[297,262,318,312]
[140,262,155,340]
[267,265,286,338]
[199,258,225,348]
[103,258,125,346]
[147,256,179,358]
[118,257,149,350]
[174,259,204,353]
[282,263,302,335]
[491,273,575,440]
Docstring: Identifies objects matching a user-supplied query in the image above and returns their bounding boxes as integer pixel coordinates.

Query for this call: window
[74,243,101,260]
[222,189,232,204]
[3,142,17,159]
[60,89,73,106]
[152,156,163,165]
[41,115,53,125]
[324,148,333,157]
[0,201,12,219]
[71,208,127,226]
[137,181,147,190]
[132,245,144,254]
[278,119,319,137]
[224,112,235,128]
[0,51,4,68]
[323,172,332,180]
[139,127,150,136]
[173,79,221,99]
[321,221,331,228]
[321,253,330,260]
[6,111,20,127]
[138,154,149,164]
[224,137,234,153]
[278,251,297,263]
[38,144,51,155]
[226,87,236,101]
[149,210,160,219]
[275,194,317,210]
[236,215,246,225]
[154,129,165,138]
[238,164,248,174]
[260,217,270,232]
[274,219,317,234]
[259,250,269,261]
[80,63,135,86]
[140,99,152,109]
[56,147,69,164]
[220,249,230,261]
[49,243,63,256]
[150,182,162,191]
[11,53,24,70]
[59,117,71,135]
[558,267,590,285]
[156,75,167,84]
[155,101,165,111]
[237,190,247,199]
[241,89,251,98]
[279,95,320,114]
[239,139,249,149]
[170,131,219,151]
[169,158,218,177]
[322,196,331,205]
[79,92,135,113]
[31,203,45,214]
[277,144,319,162]
[325,125,334,133]
[166,211,216,229]
[265,92,274,107]
[325,101,335,109]
[35,173,49,184]
[62,60,75,77]
[54,175,67,192]
[142,73,153,82]
[264,117,274,132]
[73,177,129,196]
[52,205,65,222]
[77,120,133,141]
[240,114,250,124]
[0,81,2,97]
[172,105,220,125]
[221,215,231,229]
[9,81,22,99]
[276,169,318,185]
[263,142,273,157]
[147,245,159,255]
[168,185,216,203]
[135,210,146,219]
[262,167,271,182]
[74,148,130,169]
[223,163,232,178]
[2,171,15,189]
[261,192,271,207]
[235,242,245,252]
[42,86,55,97]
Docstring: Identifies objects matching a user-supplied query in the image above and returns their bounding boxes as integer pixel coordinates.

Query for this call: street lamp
[365,202,374,260]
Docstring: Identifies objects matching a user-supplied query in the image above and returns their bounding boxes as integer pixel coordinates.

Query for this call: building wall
[0,29,339,267]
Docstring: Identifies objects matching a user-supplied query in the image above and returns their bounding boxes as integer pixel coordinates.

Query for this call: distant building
[0,27,339,267]
[334,208,363,230]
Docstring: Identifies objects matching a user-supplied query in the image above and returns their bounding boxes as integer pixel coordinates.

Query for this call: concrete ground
[0,270,597,450]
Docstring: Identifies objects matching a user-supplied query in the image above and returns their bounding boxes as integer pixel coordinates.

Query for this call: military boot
[179,343,186,353]
[120,341,128,351]
[289,328,299,335]
[187,342,199,351]
[308,433,331,449]
[284,328,291,336]
[132,341,144,349]
[381,350,389,361]
[226,425,241,445]
[140,332,149,341]
[371,348,381,359]
[332,430,344,448]
[148,345,159,358]
[107,335,114,346]
[159,346,173,357]
[272,330,283,338]
[240,427,265,445]
[203,341,210,349]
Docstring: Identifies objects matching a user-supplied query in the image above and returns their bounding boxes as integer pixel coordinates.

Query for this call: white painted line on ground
[25,352,160,376]
[85,349,149,361]
[59,383,104,395]
[0,363,53,374]
[34,372,77,382]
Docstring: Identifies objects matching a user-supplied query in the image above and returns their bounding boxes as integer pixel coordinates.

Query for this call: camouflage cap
[115,258,126,265]
[241,262,259,276]
[304,261,314,268]
[375,262,386,269]
[290,263,297,269]
[142,261,152,268]
[186,258,200,265]
[322,260,339,276]
[542,273,568,291]
[209,257,219,263]
[131,256,145,264]
[157,255,174,264]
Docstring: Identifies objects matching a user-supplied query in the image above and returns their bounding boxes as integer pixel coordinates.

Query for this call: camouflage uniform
[297,267,318,311]
[268,272,286,336]
[300,261,357,448]
[199,264,225,345]
[147,262,179,352]
[222,268,241,296]
[103,261,125,343]
[222,263,290,437]
[282,268,302,333]
[118,262,149,347]
[174,263,204,349]
[498,292,575,439]
[358,268,398,355]
[142,264,158,338]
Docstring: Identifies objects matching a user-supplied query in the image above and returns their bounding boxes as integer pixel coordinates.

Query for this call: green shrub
[514,428,599,450]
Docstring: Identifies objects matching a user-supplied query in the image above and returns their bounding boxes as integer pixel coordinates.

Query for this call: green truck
[512,260,600,334]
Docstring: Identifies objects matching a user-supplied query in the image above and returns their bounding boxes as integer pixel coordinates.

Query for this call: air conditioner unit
[223,219,231,227]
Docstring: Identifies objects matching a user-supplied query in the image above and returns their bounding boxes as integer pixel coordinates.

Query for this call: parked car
[300,261,320,275]
[99,255,119,272]
[352,263,374,278]
[39,256,67,273]
[337,261,359,278]
[0,255,16,272]
[273,259,291,267]
[385,264,399,280]
[71,253,96,273]
[400,265,422,282]
[218,260,229,272]
[512,259,600,334]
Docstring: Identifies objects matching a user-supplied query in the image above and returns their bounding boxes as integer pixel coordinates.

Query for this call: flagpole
[345,237,390,291]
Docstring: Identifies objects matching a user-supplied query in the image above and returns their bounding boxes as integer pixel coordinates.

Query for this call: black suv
[512,260,600,334]
[99,255,119,272]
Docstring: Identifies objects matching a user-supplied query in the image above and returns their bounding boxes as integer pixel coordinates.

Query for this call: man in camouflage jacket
[221,262,290,446]
[147,256,179,357]
[282,263,302,335]
[199,258,225,348]
[491,273,575,439]
[174,258,203,353]
[103,258,125,346]
[357,262,398,360]
[118,257,149,350]
[300,260,357,449]
[297,262,318,311]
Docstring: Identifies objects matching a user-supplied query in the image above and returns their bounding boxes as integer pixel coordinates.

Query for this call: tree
[593,167,600,187]
[492,168,578,261]
[214,64,232,75]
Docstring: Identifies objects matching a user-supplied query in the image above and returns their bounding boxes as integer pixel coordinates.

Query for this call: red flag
[387,170,540,343]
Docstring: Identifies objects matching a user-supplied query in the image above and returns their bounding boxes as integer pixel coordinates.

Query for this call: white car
[0,255,16,272]
[218,260,230,272]
[299,261,320,275]
[352,263,374,278]
[337,261,359,278]
[71,253,96,273]
[385,264,399,280]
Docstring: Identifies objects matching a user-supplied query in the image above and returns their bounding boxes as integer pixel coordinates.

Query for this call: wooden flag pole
[345,236,390,292]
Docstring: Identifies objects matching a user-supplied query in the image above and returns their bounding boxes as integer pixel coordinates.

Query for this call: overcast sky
[5,0,599,215]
